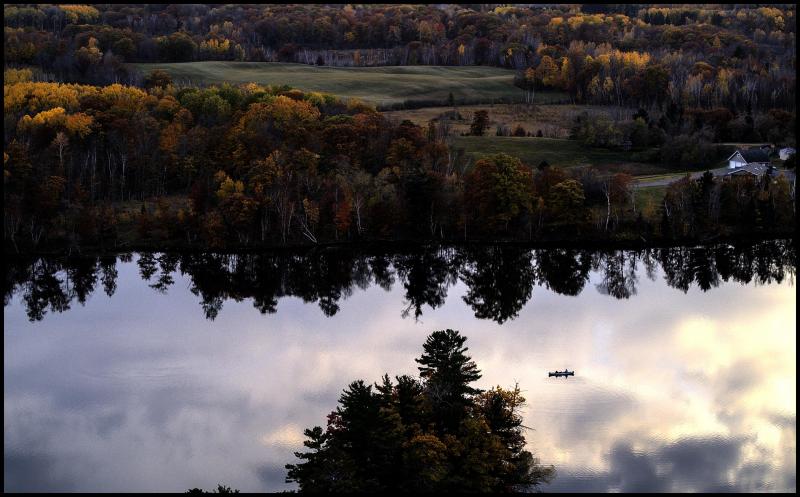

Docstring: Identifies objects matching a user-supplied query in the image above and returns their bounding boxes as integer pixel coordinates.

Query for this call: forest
[4,4,796,112]
[3,4,797,252]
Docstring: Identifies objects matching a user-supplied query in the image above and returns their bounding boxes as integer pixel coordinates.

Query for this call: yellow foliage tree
[4,68,33,84]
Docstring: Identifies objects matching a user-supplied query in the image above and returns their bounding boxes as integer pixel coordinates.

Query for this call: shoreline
[6,231,796,258]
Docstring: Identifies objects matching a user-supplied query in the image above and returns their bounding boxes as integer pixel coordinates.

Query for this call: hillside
[133,62,567,107]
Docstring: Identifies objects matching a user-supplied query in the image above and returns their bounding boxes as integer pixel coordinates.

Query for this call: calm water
[4,242,797,492]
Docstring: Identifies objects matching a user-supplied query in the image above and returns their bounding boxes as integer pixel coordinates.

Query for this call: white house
[727,148,770,169]
[779,147,796,160]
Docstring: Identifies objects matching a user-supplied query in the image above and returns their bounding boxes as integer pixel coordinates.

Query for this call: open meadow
[133,62,568,107]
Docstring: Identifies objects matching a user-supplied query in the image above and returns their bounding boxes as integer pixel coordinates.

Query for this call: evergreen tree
[285,330,555,492]
[469,110,490,136]
[416,329,482,433]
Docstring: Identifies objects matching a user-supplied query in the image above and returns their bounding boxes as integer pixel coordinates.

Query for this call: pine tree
[416,329,482,433]
[469,111,490,136]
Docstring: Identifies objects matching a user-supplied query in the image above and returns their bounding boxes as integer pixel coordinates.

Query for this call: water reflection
[3,241,796,492]
[5,240,796,323]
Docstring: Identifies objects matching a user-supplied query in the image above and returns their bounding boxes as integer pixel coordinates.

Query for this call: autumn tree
[464,153,533,236]
[513,67,537,105]
[144,69,173,90]
[601,173,633,231]
[547,179,587,230]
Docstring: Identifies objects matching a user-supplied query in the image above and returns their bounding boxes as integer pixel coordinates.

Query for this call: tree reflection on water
[5,239,795,323]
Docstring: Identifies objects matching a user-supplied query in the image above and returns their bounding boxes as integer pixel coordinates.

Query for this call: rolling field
[451,136,667,175]
[134,62,717,181]
[133,62,567,107]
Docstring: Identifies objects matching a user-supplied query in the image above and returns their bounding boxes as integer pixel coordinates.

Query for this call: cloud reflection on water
[3,247,796,492]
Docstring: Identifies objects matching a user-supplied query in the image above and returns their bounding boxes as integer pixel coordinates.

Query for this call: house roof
[728,148,770,163]
[725,163,772,176]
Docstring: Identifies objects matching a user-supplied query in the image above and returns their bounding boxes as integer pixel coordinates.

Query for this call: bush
[571,113,625,149]
[143,69,173,89]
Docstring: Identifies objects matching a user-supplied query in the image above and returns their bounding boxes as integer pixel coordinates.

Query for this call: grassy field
[133,62,567,107]
[633,185,667,218]
[384,103,630,139]
[451,136,669,175]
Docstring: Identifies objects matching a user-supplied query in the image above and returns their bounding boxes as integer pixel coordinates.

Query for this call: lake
[4,241,796,492]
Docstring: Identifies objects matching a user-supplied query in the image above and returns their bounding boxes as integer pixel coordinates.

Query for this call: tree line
[7,240,795,323]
